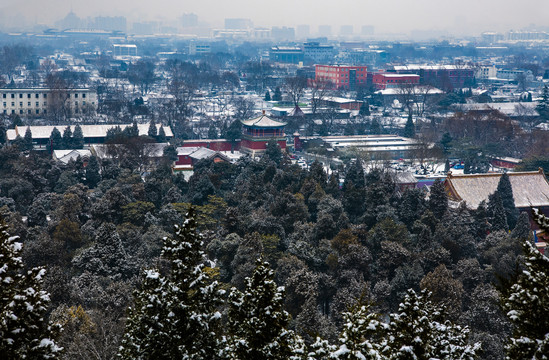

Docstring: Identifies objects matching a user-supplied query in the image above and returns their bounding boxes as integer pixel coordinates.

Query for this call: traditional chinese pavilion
[240,111,287,156]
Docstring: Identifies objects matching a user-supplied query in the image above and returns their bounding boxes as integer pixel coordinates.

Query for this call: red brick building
[372,73,420,90]
[315,65,368,90]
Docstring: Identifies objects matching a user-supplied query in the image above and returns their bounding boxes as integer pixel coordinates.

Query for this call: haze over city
[1,0,549,36]
[1,0,549,357]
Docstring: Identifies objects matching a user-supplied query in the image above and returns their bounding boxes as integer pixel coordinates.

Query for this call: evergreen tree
[119,207,224,359]
[224,259,304,359]
[403,114,415,138]
[85,155,101,188]
[473,200,490,239]
[48,127,63,152]
[502,209,549,359]
[72,124,84,149]
[124,121,140,138]
[384,289,478,360]
[157,126,167,143]
[369,118,382,135]
[497,173,519,229]
[440,132,453,155]
[359,102,370,116]
[106,125,123,142]
[208,125,218,139]
[148,119,157,138]
[264,139,283,165]
[10,114,23,128]
[62,126,72,149]
[308,337,336,360]
[0,219,62,359]
[273,87,283,102]
[428,179,448,217]
[23,126,33,151]
[344,159,365,190]
[332,303,385,359]
[0,122,6,145]
[265,90,271,101]
[511,211,531,240]
[488,192,509,232]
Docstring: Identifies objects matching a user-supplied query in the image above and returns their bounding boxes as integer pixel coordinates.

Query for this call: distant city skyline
[1,0,548,36]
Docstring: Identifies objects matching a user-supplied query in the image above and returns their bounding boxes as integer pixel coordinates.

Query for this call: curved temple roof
[240,114,286,128]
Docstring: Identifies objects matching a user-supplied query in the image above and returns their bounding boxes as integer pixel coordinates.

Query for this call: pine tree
[157,126,167,143]
[72,124,84,149]
[428,179,448,217]
[369,118,382,135]
[148,119,157,138]
[49,127,63,151]
[403,114,415,138]
[473,200,490,239]
[497,173,519,229]
[208,125,218,139]
[384,289,478,360]
[440,132,452,155]
[23,126,33,151]
[332,303,385,360]
[488,192,509,232]
[265,90,271,101]
[0,219,62,359]
[124,121,139,138]
[119,207,224,359]
[359,102,370,116]
[273,87,283,102]
[308,337,336,360]
[224,259,304,359]
[344,159,365,190]
[510,211,531,240]
[264,139,283,165]
[62,126,72,149]
[85,155,101,188]
[502,209,549,359]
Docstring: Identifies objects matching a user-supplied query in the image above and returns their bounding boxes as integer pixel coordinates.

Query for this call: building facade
[390,65,475,90]
[269,46,304,64]
[372,73,420,90]
[0,88,97,117]
[315,65,368,90]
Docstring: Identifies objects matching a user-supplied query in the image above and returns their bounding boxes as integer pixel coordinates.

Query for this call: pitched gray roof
[446,169,549,209]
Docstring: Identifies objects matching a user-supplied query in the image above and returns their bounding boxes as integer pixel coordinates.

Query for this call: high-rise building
[181,13,198,28]
[340,25,353,36]
[94,16,127,32]
[361,25,375,36]
[315,64,368,90]
[296,25,310,39]
[224,18,253,29]
[271,27,295,41]
[318,25,331,37]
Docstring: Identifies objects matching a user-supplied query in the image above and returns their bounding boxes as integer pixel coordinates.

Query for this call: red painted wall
[240,139,287,151]
[372,73,420,90]
[181,140,237,151]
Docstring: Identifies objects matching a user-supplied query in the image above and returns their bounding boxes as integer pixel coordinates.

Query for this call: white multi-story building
[0,88,97,117]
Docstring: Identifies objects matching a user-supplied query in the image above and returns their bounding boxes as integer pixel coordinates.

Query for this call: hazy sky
[2,0,548,35]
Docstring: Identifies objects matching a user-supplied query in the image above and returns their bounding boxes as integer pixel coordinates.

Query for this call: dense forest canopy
[0,140,547,359]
